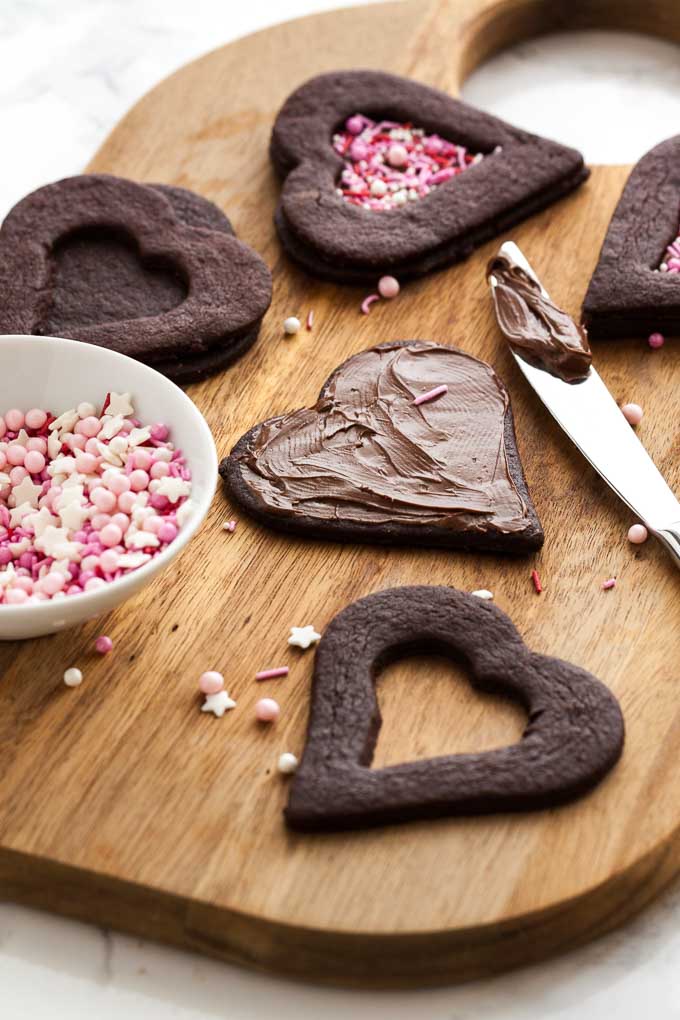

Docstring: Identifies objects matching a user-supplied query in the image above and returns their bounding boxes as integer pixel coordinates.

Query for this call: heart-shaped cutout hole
[42,225,188,334]
[373,653,526,768]
[332,115,485,211]
[285,586,624,831]
[583,135,680,338]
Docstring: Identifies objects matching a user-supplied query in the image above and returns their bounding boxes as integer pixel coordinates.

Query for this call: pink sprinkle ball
[25,408,47,430]
[4,409,24,431]
[387,143,409,168]
[95,635,113,654]
[628,523,649,545]
[199,671,224,695]
[346,114,364,135]
[621,402,643,426]
[255,697,280,723]
[378,275,400,299]
[648,332,665,349]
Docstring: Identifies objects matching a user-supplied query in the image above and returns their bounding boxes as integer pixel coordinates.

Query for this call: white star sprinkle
[288,625,321,650]
[125,529,159,549]
[24,506,58,537]
[35,526,81,561]
[59,501,90,532]
[100,414,125,440]
[154,476,191,503]
[471,589,494,601]
[0,472,11,489]
[14,429,30,447]
[49,408,79,434]
[0,563,17,589]
[105,392,135,417]
[47,432,62,459]
[201,690,236,717]
[9,501,35,527]
[9,474,43,509]
[127,427,151,447]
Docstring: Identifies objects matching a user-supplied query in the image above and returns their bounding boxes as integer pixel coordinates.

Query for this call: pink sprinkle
[361,293,380,315]
[531,569,543,594]
[413,384,448,406]
[306,310,314,331]
[223,520,237,533]
[255,666,289,681]
[255,697,280,722]
[648,332,665,349]
[602,578,617,591]
[95,635,113,654]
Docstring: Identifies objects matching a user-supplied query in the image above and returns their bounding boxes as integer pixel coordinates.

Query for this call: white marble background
[2,2,680,1016]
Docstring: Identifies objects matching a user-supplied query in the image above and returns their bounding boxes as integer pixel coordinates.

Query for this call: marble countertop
[2,2,679,1015]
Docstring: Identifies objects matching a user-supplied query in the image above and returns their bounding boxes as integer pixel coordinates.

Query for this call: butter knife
[488,241,680,569]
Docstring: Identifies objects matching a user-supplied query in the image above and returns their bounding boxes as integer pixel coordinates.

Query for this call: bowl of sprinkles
[0,335,217,639]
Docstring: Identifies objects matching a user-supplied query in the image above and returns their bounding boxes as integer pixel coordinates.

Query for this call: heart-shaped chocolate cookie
[221,341,543,553]
[0,175,272,383]
[583,136,680,339]
[270,71,589,283]
[285,586,624,831]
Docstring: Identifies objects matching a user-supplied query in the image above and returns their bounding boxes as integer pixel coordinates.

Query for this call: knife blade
[488,241,680,568]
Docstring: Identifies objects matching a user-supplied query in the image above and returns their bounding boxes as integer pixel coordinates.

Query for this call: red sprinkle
[531,569,543,594]
[602,578,617,591]
[306,310,314,331]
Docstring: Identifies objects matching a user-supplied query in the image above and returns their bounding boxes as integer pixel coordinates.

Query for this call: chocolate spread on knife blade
[488,253,592,383]
[236,342,531,533]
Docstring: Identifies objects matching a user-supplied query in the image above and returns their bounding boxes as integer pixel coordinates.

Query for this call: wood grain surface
[1,0,680,987]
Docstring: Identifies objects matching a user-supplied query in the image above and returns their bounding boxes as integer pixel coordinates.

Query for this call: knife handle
[655,522,680,569]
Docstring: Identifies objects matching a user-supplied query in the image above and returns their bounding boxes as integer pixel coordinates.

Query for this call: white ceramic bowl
[0,335,217,640]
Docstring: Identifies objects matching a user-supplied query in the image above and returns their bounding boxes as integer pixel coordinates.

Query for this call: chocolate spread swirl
[488,253,592,383]
[236,341,530,533]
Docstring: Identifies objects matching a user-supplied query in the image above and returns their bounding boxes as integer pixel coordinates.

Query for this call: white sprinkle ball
[283,316,301,336]
[63,667,83,687]
[621,402,643,426]
[627,523,648,545]
[278,752,299,775]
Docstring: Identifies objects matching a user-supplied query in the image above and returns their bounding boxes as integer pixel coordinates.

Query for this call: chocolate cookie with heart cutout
[582,136,680,339]
[270,70,589,283]
[285,586,625,831]
[220,340,543,553]
[0,174,272,383]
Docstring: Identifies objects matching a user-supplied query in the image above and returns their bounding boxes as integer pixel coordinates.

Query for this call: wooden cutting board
[2,0,680,987]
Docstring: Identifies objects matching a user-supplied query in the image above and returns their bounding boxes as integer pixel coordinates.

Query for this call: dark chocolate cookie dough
[221,340,543,554]
[270,70,589,283]
[286,586,625,831]
[0,174,272,383]
[583,136,680,339]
